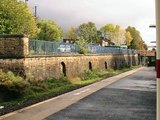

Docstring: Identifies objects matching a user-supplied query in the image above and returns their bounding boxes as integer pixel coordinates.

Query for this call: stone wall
[0,35,139,81]
[0,35,29,58]
[0,54,138,81]
[0,58,25,77]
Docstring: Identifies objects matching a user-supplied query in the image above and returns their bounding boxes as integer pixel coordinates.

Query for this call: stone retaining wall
[0,35,138,81]
[0,54,138,81]
[0,35,29,58]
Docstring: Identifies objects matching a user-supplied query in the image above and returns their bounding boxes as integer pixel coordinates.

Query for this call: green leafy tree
[0,0,38,37]
[119,29,127,45]
[36,20,63,41]
[125,31,133,47]
[76,38,89,55]
[126,26,147,50]
[100,24,126,45]
[114,25,121,45]
[77,22,98,43]
[100,24,115,41]
[143,43,148,50]
[66,26,77,39]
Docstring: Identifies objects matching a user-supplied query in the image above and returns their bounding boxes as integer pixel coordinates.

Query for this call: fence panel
[29,40,137,55]
[29,40,56,55]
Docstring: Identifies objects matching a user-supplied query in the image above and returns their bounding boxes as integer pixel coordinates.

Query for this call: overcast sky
[28,0,156,46]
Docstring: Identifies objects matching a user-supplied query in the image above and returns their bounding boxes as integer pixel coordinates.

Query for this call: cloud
[28,0,155,45]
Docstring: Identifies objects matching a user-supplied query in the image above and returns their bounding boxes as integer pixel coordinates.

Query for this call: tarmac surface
[45,67,156,120]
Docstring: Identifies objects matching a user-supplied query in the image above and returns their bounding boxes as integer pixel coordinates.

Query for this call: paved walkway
[1,67,156,120]
[45,67,156,120]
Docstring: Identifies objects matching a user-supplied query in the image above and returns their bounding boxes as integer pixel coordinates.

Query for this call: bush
[76,38,89,55]
[80,70,99,81]
[44,76,71,88]
[0,71,29,98]
[28,76,71,92]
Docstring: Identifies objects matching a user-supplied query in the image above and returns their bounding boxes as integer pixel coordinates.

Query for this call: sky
[27,0,156,46]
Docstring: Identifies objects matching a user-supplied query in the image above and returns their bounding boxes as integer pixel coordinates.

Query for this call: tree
[66,26,77,39]
[36,20,63,41]
[76,38,89,55]
[119,29,127,45]
[0,0,38,37]
[114,25,121,45]
[143,43,148,50]
[100,24,115,41]
[100,24,127,45]
[126,26,147,50]
[125,31,133,47]
[77,22,98,43]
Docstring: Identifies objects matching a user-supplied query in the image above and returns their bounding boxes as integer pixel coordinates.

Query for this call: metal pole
[24,0,28,3]
[155,0,160,119]
[35,6,37,18]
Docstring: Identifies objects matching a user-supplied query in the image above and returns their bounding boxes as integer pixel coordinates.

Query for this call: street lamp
[25,0,29,3]
[150,41,156,43]
[150,3,160,120]
[155,0,160,119]
[149,24,156,28]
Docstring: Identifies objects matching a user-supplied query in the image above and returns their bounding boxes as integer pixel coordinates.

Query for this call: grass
[0,65,141,115]
[73,66,139,85]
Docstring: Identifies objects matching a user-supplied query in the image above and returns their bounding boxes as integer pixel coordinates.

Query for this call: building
[97,37,116,47]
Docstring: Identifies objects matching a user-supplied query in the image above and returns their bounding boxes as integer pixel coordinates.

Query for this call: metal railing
[29,40,56,54]
[29,40,137,55]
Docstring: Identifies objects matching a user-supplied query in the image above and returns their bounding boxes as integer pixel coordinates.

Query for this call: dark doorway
[89,62,92,70]
[114,61,117,70]
[61,62,66,76]
[105,61,107,69]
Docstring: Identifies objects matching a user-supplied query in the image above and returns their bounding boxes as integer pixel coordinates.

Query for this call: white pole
[155,0,160,119]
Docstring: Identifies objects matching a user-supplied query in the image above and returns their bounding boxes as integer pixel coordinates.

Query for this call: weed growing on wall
[0,71,29,99]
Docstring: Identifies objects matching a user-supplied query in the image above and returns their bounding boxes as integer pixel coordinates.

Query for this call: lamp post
[25,0,28,3]
[155,0,160,119]
[34,5,37,18]
[149,25,156,28]
[150,1,160,119]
